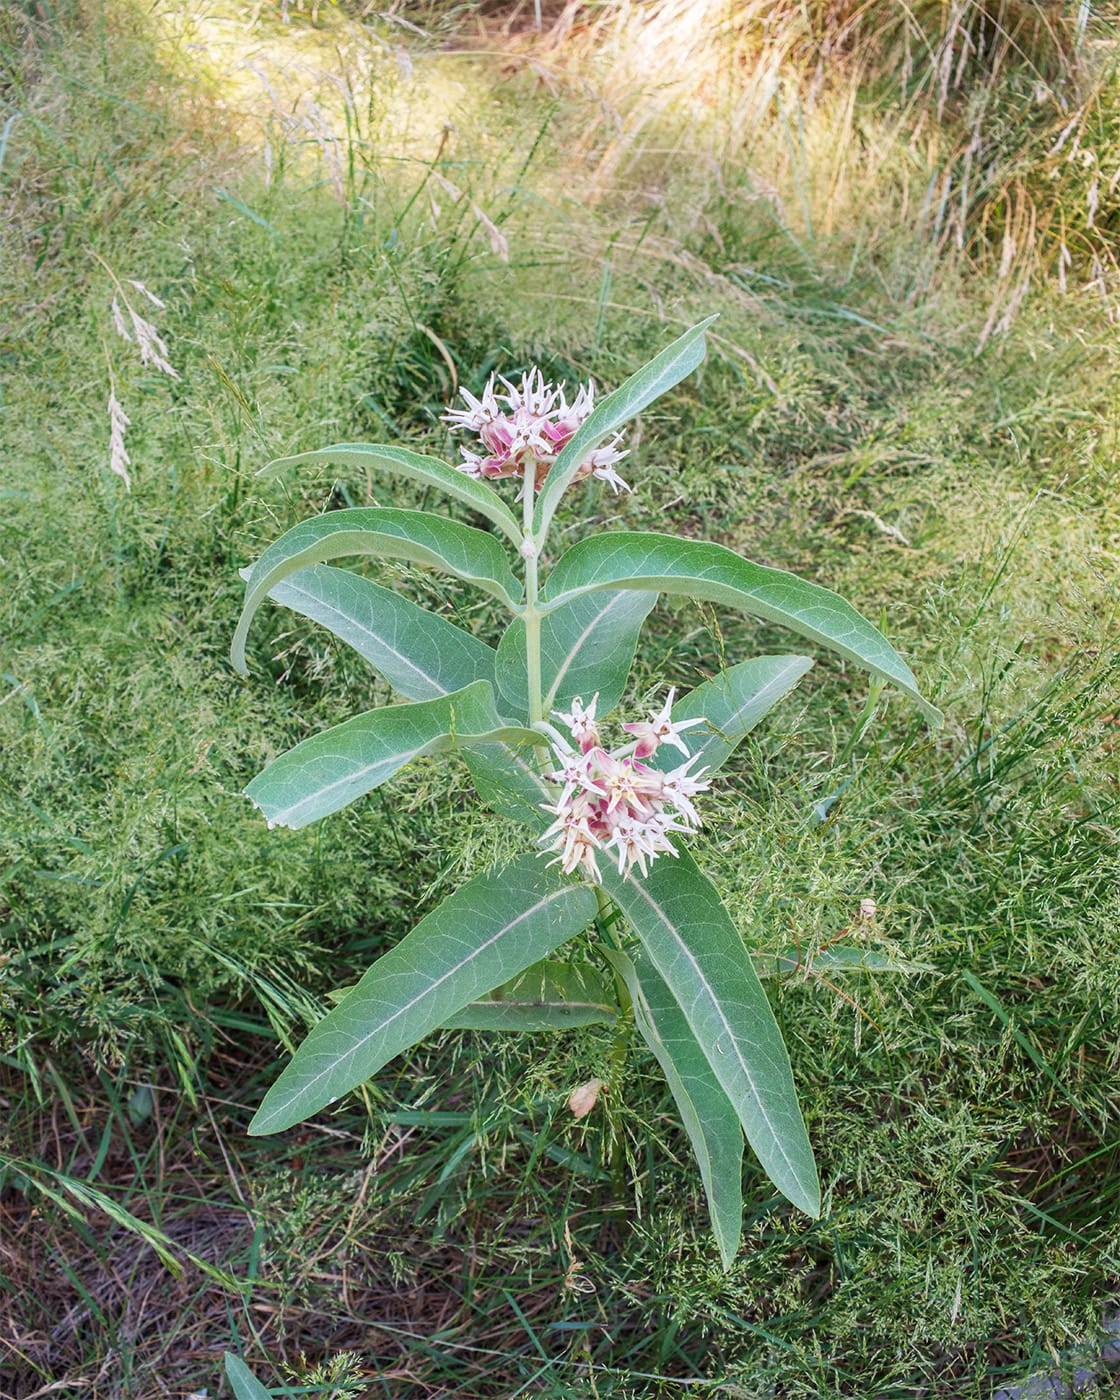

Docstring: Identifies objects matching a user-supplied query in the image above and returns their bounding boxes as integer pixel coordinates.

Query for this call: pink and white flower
[539,691,710,881]
[621,688,703,759]
[442,368,630,495]
[553,694,601,754]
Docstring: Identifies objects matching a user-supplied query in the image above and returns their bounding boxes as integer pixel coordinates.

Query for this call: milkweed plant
[231,318,941,1267]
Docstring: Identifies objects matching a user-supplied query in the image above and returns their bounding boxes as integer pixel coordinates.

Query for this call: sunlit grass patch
[487,0,1120,341]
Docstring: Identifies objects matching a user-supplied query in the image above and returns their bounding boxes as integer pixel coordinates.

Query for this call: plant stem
[595,886,632,1198]
[525,552,543,726]
[523,465,544,726]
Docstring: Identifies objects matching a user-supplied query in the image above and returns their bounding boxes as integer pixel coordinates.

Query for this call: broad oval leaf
[264,565,496,702]
[232,508,521,676]
[655,655,814,776]
[461,742,551,827]
[494,589,658,719]
[600,847,820,1218]
[259,443,522,545]
[248,855,597,1135]
[440,958,615,1030]
[605,946,744,1270]
[542,532,941,726]
[532,316,718,542]
[245,681,539,829]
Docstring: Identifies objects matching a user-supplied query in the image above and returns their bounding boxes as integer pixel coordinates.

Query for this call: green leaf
[263,564,496,702]
[440,959,615,1030]
[600,848,820,1217]
[224,1354,274,1400]
[495,589,658,718]
[532,316,718,542]
[605,946,744,1270]
[542,533,941,726]
[249,856,597,1135]
[461,742,552,826]
[245,681,539,829]
[231,508,522,676]
[657,655,815,775]
[259,442,522,545]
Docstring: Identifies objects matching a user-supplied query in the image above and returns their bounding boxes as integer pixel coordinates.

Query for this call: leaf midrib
[687,657,809,763]
[543,592,636,712]
[260,737,440,825]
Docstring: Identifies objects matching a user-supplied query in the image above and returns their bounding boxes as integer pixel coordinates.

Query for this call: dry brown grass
[453,0,1116,343]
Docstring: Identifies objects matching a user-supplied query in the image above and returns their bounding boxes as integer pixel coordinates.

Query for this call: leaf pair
[233,518,939,729]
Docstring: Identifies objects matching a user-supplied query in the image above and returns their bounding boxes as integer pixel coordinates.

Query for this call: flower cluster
[442,368,629,495]
[540,692,710,882]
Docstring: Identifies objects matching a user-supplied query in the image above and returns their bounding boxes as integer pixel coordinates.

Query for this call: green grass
[2,0,1120,1395]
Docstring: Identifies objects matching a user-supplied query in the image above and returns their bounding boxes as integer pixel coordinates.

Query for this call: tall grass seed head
[107,391,132,490]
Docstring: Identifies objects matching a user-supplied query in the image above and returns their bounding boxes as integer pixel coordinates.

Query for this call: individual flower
[553,694,601,754]
[539,692,710,881]
[621,687,704,759]
[442,368,629,495]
